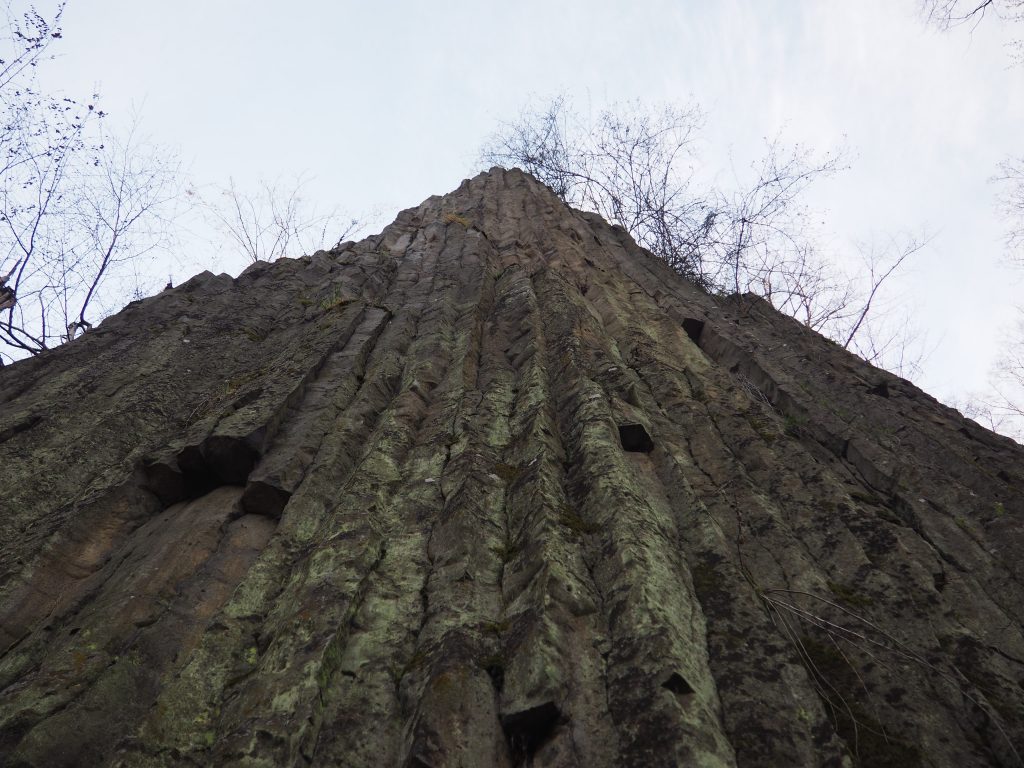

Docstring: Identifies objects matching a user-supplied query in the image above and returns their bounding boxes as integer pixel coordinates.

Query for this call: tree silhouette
[1,2,179,362]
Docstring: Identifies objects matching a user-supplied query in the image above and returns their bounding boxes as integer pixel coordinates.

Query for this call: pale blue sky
[31,0,1024,403]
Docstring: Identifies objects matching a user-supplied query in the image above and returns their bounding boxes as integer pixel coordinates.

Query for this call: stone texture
[0,167,1022,767]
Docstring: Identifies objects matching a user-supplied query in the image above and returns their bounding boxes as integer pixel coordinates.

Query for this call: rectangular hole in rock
[485,661,505,692]
[867,381,890,398]
[241,480,292,520]
[682,318,705,346]
[501,701,563,759]
[662,672,695,697]
[619,423,654,453]
[202,435,260,486]
[144,434,264,508]
[176,445,219,499]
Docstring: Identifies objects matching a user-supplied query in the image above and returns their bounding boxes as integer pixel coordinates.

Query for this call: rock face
[1,168,1023,767]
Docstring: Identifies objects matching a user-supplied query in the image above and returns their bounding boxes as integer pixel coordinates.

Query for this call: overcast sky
[29,0,1024,405]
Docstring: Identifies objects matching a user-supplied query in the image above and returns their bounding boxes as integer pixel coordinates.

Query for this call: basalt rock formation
[1,168,1023,767]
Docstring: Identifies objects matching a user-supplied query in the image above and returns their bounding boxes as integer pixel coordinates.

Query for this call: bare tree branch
[995,156,1024,260]
[920,0,1024,62]
[920,0,1022,30]
[200,174,360,264]
[957,309,1024,441]
[481,97,923,375]
[1,8,181,363]
[0,1,64,93]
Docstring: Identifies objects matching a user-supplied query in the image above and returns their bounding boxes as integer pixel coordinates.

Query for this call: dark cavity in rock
[867,381,890,398]
[662,672,696,697]
[501,701,563,759]
[682,317,705,346]
[619,422,654,453]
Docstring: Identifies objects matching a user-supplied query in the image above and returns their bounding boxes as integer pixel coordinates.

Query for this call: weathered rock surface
[1,167,1023,767]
